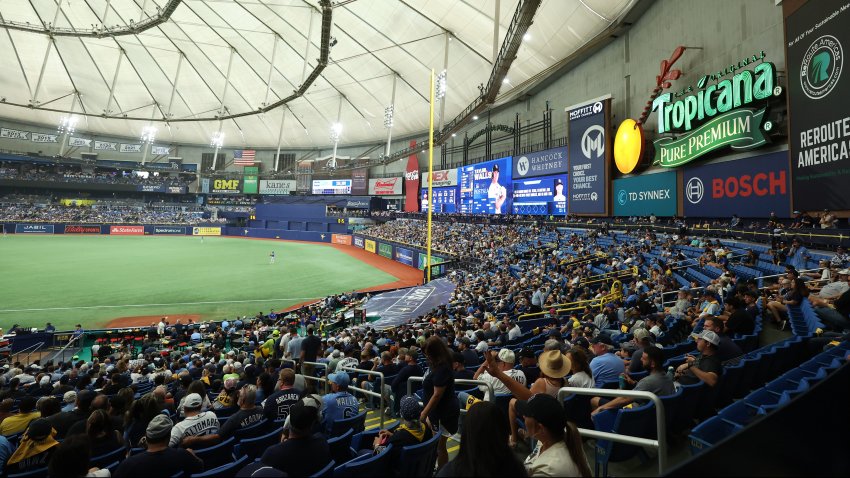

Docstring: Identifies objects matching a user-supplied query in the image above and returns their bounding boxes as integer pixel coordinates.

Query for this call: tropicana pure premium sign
[651,51,781,168]
[613,48,782,174]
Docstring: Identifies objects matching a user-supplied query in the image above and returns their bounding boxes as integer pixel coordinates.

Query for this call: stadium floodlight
[57,115,78,135]
[383,105,394,128]
[436,70,447,100]
[210,131,224,148]
[330,122,342,142]
[140,125,157,143]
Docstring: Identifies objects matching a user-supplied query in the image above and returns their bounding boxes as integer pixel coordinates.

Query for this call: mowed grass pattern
[0,235,396,330]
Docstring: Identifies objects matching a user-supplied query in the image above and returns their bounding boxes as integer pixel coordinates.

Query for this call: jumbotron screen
[512,174,568,215]
[420,187,458,213]
[458,156,512,214]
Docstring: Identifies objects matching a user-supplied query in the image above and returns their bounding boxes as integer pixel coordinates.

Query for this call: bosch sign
[682,151,790,217]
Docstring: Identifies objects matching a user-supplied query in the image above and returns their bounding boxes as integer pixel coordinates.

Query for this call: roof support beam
[218,48,236,117]
[385,73,397,158]
[2,24,34,99]
[263,35,279,107]
[165,52,184,120]
[31,38,54,106]
[101,0,113,28]
[493,0,500,61]
[301,8,314,85]
[103,48,125,115]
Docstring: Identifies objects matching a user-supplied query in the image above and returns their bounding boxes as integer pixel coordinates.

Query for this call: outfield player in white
[269,251,276,265]
[487,164,507,214]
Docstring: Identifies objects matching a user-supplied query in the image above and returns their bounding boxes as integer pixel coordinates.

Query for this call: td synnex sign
[613,171,677,217]
[682,151,790,218]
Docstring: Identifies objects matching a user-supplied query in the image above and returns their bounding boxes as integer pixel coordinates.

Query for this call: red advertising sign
[331,234,352,245]
[404,140,420,212]
[369,177,403,195]
[110,225,145,235]
[64,225,101,234]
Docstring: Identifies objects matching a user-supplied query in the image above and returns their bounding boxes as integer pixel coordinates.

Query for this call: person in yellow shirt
[0,396,40,436]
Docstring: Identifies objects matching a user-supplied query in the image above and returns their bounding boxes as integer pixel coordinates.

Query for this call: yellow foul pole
[426,69,435,283]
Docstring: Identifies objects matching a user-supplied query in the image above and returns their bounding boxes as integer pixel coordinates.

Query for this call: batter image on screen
[553,178,566,202]
[488,164,508,214]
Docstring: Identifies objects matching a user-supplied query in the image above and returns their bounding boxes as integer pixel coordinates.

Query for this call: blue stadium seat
[90,445,127,469]
[234,428,281,461]
[192,436,236,469]
[671,381,705,434]
[592,401,656,477]
[189,454,249,478]
[333,444,393,477]
[688,416,742,455]
[327,428,354,466]
[7,467,48,478]
[716,400,766,428]
[310,460,336,478]
[330,411,367,438]
[396,430,441,477]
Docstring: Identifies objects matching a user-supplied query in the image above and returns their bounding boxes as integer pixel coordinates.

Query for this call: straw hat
[538,350,572,378]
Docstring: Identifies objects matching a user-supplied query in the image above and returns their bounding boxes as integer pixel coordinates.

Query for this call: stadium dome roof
[0,0,638,149]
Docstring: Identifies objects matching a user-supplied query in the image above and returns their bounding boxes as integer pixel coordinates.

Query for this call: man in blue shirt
[321,372,359,435]
[589,335,625,386]
[786,238,810,270]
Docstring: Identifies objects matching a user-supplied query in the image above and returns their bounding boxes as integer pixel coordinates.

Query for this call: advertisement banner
[110,225,144,235]
[344,198,370,209]
[211,178,241,194]
[786,0,850,210]
[312,179,351,195]
[369,177,403,195]
[512,147,569,179]
[404,145,420,212]
[613,171,677,217]
[351,168,369,195]
[31,133,58,143]
[421,187,458,213]
[69,137,91,147]
[95,141,117,151]
[458,156,512,214]
[424,169,459,187]
[192,227,222,236]
[395,247,414,266]
[151,145,171,155]
[1,128,29,140]
[567,98,610,215]
[120,143,142,153]
[259,180,295,195]
[153,226,186,235]
[682,151,790,218]
[15,224,53,234]
[354,236,365,248]
[364,239,376,253]
[378,243,393,259]
[331,234,352,245]
[243,166,259,195]
[511,174,568,216]
[201,178,210,194]
[166,186,186,194]
[418,254,445,270]
[65,225,101,234]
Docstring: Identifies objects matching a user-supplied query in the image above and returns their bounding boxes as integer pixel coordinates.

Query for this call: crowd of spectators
[1,216,848,477]
[0,165,191,188]
[0,203,220,225]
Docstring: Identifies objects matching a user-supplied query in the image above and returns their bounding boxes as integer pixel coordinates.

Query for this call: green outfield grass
[0,235,396,330]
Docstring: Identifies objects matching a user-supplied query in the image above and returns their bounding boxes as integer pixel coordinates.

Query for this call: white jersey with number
[488,182,506,213]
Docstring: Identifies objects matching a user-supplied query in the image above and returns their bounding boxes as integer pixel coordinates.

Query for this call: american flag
[233,149,257,166]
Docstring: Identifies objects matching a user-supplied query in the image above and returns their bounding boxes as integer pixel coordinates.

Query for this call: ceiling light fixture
[140,125,157,143]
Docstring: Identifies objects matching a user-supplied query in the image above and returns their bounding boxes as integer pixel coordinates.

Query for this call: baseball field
[0,235,419,331]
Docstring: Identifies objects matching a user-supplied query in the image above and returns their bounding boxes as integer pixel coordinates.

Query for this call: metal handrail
[407,377,496,406]
[281,359,329,394]
[338,365,386,430]
[53,332,85,364]
[556,387,667,474]
[11,342,44,365]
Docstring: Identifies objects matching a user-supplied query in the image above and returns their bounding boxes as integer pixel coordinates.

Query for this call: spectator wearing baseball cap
[588,335,625,387]
[113,414,203,478]
[470,348,527,402]
[676,331,723,387]
[168,393,219,447]
[320,372,358,435]
[5,418,59,474]
[591,345,674,415]
[518,347,540,384]
[260,401,331,477]
[516,394,591,477]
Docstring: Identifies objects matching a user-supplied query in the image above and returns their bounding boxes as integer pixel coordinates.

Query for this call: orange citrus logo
[613,119,644,174]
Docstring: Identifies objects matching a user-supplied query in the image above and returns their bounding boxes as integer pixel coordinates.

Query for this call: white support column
[274,107,286,171]
[141,104,157,165]
[31,39,54,105]
[104,48,125,115]
[330,96,343,169]
[58,93,79,157]
[101,0,113,28]
[384,73,397,158]
[219,48,236,116]
[165,52,184,119]
[439,32,450,131]
[301,9,314,84]
[211,119,224,170]
[264,35,279,107]
[493,0,500,62]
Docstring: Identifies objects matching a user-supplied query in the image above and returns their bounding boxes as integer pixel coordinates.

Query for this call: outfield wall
[352,233,452,276]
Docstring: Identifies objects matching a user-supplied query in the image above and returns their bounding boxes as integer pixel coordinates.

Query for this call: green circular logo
[800,35,843,100]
